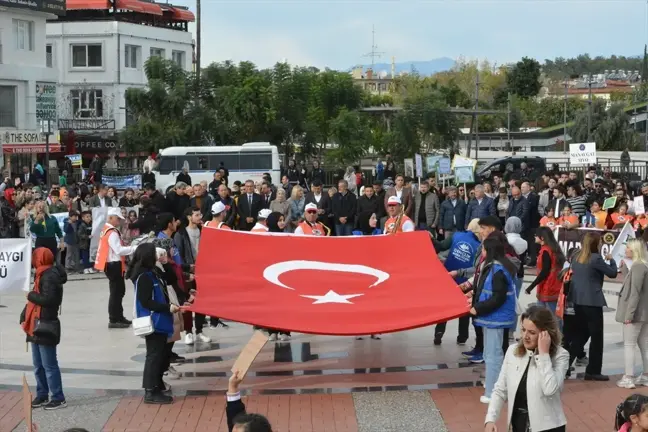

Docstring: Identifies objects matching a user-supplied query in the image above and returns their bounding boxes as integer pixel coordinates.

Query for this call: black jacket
[176,172,192,185]
[191,194,215,223]
[148,190,167,214]
[227,399,246,432]
[331,192,357,223]
[166,191,191,220]
[142,172,156,188]
[24,265,67,346]
[236,193,263,230]
[174,225,201,265]
[304,191,332,225]
[356,194,381,234]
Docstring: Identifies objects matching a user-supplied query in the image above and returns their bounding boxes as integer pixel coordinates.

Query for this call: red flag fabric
[191,229,470,335]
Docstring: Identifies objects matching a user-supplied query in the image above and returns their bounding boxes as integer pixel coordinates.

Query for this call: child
[615,393,648,431]
[77,211,94,274]
[558,204,579,229]
[539,205,558,228]
[64,210,80,272]
[583,201,608,229]
[635,214,648,231]
[122,210,140,245]
[612,203,634,228]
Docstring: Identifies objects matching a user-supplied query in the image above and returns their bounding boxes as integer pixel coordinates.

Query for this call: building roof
[65,0,195,21]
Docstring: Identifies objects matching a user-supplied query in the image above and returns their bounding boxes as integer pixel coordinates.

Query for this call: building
[0,0,64,175]
[46,0,194,168]
[351,65,394,96]
[545,71,639,104]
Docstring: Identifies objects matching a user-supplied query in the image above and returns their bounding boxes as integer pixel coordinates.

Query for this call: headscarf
[4,188,15,207]
[266,211,284,233]
[21,248,55,337]
[504,216,522,235]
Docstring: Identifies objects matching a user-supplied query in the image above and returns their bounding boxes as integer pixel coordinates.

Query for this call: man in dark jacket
[236,180,263,231]
[191,183,214,223]
[521,181,540,262]
[226,371,271,432]
[439,186,467,236]
[331,179,357,236]
[506,186,530,232]
[465,184,495,227]
[142,166,156,189]
[145,183,167,213]
[304,179,332,226]
[165,182,191,220]
[215,183,236,228]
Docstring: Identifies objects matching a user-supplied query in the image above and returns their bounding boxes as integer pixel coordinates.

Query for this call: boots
[144,389,173,405]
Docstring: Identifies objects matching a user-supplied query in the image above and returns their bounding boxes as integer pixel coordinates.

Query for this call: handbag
[33,318,61,341]
[133,273,154,337]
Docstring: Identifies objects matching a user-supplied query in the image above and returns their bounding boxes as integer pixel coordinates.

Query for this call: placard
[610,222,636,266]
[603,196,617,210]
[414,154,423,178]
[66,154,82,167]
[438,158,452,175]
[569,142,597,166]
[0,239,32,292]
[403,159,414,178]
[634,196,645,215]
[554,227,619,257]
[454,166,475,184]
[426,156,442,173]
[231,331,269,380]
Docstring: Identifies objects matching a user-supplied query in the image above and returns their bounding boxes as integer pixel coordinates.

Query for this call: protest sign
[231,331,269,380]
[454,166,475,184]
[603,196,617,210]
[66,154,82,167]
[554,227,619,257]
[0,239,32,292]
[634,196,645,215]
[438,158,452,175]
[403,159,414,178]
[426,156,442,173]
[610,222,636,265]
[414,154,423,178]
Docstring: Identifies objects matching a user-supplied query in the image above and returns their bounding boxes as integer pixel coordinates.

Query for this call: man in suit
[521,181,540,262]
[236,180,263,231]
[18,166,35,185]
[89,184,112,207]
[384,174,413,217]
[304,179,332,225]
[259,182,275,209]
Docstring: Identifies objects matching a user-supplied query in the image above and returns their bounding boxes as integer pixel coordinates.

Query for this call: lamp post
[563,80,568,153]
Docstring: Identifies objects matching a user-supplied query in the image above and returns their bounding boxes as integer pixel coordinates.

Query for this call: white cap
[387,196,402,206]
[258,208,272,219]
[211,201,226,215]
[305,203,318,212]
[107,207,125,219]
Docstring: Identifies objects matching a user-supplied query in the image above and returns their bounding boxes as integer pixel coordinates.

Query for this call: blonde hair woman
[288,185,305,230]
[269,188,291,232]
[485,306,569,432]
[616,239,648,388]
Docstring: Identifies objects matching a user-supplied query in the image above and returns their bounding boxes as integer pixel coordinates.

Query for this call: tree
[328,108,373,164]
[507,57,541,98]
[120,57,212,151]
[642,45,648,83]
[569,99,641,150]
[543,54,643,80]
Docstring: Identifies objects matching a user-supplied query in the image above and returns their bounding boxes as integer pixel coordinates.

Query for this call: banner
[610,222,636,266]
[193,230,469,335]
[102,174,142,189]
[0,239,32,292]
[554,227,619,257]
[66,154,82,167]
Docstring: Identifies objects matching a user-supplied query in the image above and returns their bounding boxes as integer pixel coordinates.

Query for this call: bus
[153,142,281,193]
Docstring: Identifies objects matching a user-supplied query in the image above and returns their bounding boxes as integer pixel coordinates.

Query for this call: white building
[0,1,64,175]
[46,2,194,166]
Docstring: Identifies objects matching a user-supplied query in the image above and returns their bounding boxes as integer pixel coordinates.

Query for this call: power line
[362,25,384,70]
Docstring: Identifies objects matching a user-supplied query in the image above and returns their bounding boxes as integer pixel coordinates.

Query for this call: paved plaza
[0,271,644,431]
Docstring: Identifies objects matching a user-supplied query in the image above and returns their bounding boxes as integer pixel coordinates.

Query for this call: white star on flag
[300,290,363,304]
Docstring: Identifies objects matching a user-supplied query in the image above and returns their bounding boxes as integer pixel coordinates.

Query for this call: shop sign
[36,83,58,122]
[1,130,47,145]
[74,135,123,152]
[0,0,66,16]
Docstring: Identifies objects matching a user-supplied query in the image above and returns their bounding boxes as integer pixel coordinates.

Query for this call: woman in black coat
[356,186,381,234]
[21,247,67,410]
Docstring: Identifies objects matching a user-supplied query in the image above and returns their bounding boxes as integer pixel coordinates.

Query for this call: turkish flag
[191,229,470,335]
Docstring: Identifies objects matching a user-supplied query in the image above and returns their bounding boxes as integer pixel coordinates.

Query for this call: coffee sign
[74,135,123,152]
[36,83,57,122]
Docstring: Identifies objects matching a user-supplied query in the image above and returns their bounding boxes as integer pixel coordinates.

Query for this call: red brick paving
[431,378,647,432]
[0,391,24,432]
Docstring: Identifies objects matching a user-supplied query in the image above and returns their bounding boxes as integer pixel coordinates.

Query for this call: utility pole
[45,119,51,190]
[475,73,480,160]
[362,25,384,70]
[587,74,593,142]
[196,0,201,81]
[507,91,511,152]
[563,80,568,153]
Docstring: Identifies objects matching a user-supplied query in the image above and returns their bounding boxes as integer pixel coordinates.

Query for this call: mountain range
[351,57,456,76]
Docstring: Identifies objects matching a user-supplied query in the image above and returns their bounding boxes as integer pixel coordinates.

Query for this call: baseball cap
[258,209,272,219]
[211,201,226,215]
[305,203,318,213]
[107,207,125,220]
[387,196,401,206]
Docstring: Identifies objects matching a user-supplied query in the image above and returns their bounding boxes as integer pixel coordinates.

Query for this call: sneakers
[479,396,491,404]
[43,400,67,410]
[462,348,480,358]
[616,375,637,389]
[268,334,278,342]
[31,396,48,408]
[456,339,467,346]
[433,333,443,346]
[184,333,195,345]
[164,365,181,380]
[169,352,185,364]
[636,374,648,386]
[144,390,173,405]
[575,356,589,366]
[83,268,90,274]
[468,353,484,364]
[196,333,211,344]
[370,335,381,340]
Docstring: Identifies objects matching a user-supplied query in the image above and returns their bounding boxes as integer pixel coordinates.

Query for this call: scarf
[4,188,14,207]
[21,248,55,337]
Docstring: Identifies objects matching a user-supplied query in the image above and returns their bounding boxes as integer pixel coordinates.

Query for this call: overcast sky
[171,0,648,70]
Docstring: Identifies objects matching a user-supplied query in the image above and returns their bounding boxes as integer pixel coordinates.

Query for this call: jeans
[105,261,126,323]
[335,224,353,236]
[483,328,505,398]
[79,248,91,269]
[32,343,65,402]
[623,322,648,376]
[65,244,80,271]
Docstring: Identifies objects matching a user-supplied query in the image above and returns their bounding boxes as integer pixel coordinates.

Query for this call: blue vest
[135,271,174,337]
[444,231,480,284]
[474,263,517,329]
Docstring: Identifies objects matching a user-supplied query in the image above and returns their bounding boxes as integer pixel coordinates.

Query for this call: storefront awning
[3,144,63,154]
[115,0,163,15]
[170,7,194,22]
[66,0,111,10]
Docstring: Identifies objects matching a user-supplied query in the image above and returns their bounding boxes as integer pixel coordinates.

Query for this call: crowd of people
[8,155,648,432]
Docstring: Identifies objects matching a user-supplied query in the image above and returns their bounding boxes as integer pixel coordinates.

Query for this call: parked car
[477,156,547,182]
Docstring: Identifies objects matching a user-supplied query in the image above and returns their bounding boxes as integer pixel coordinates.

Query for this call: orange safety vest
[384,215,412,234]
[251,224,268,233]
[204,220,231,230]
[94,224,126,273]
[611,213,634,226]
[298,221,327,236]
[558,215,579,228]
[539,216,557,229]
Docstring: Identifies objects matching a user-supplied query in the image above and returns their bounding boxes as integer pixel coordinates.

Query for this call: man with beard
[144,183,167,213]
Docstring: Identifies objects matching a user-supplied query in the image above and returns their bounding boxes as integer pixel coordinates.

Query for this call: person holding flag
[294,203,330,236]
[95,208,137,329]
[370,196,414,234]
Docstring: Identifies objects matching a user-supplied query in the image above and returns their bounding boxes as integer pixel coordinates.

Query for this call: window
[240,152,272,170]
[150,48,165,59]
[13,19,34,51]
[70,89,104,118]
[172,50,185,68]
[71,44,102,68]
[125,45,139,68]
[209,154,239,170]
[0,86,16,127]
[157,157,176,174]
[46,44,53,67]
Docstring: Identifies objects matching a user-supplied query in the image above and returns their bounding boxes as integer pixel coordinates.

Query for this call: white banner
[0,239,32,292]
[91,207,108,262]
[610,222,636,268]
